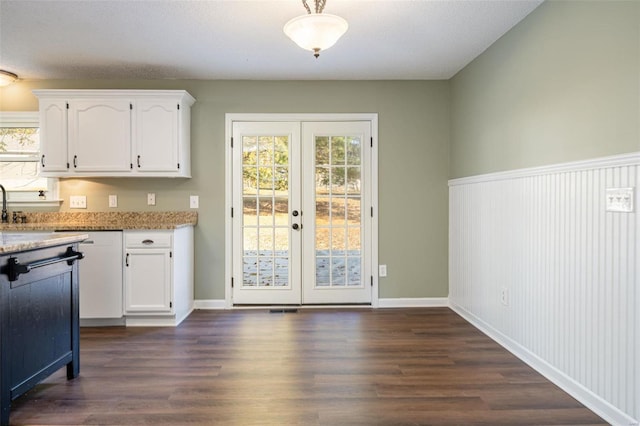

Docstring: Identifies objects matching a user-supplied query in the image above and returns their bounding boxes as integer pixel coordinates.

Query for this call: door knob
[292,223,300,230]
[292,210,299,217]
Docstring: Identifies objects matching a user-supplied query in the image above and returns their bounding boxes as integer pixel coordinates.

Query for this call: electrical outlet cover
[190,195,199,209]
[147,193,156,206]
[108,195,118,208]
[379,265,387,277]
[69,195,87,209]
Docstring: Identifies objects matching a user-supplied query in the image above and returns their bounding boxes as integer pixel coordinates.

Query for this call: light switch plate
[147,193,156,206]
[606,187,634,212]
[108,195,118,208]
[69,195,87,209]
[190,195,199,209]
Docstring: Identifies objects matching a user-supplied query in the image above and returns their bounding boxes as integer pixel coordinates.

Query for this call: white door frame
[225,113,379,308]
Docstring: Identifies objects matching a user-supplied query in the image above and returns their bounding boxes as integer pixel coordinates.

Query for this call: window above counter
[0,112,61,207]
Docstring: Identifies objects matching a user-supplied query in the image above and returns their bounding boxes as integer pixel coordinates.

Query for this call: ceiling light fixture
[0,70,18,87]
[283,0,348,58]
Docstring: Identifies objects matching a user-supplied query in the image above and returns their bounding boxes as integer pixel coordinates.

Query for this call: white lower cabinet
[78,231,124,321]
[124,227,194,326]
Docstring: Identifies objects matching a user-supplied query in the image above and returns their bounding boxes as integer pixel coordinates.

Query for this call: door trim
[225,113,379,309]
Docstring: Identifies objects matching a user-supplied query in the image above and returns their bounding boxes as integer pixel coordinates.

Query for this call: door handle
[292,223,301,230]
[292,210,299,217]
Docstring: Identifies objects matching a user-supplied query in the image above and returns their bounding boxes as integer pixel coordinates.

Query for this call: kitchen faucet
[0,184,7,223]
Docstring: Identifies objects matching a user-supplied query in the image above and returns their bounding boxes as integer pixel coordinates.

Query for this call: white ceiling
[0,0,543,81]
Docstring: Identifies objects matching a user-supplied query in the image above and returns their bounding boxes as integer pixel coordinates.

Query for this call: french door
[231,120,373,305]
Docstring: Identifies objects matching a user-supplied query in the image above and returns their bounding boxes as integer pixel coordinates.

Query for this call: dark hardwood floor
[9,308,605,425]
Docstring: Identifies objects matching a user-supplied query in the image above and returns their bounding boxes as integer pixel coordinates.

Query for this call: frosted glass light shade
[283,13,348,57]
[0,70,18,87]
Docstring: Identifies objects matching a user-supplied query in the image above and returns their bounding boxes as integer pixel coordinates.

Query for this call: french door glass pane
[315,135,362,288]
[242,134,289,288]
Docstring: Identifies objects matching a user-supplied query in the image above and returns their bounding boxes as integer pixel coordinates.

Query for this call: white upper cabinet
[39,99,68,173]
[70,99,132,172]
[134,99,182,173]
[33,90,195,178]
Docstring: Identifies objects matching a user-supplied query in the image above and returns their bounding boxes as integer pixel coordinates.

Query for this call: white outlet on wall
[190,195,199,209]
[147,193,156,206]
[108,195,118,208]
[379,264,387,277]
[500,287,509,306]
[69,195,87,209]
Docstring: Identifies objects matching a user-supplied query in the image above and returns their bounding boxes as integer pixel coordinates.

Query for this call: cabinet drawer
[125,232,172,248]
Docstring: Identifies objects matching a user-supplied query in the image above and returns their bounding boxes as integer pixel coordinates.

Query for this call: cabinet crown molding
[33,89,195,106]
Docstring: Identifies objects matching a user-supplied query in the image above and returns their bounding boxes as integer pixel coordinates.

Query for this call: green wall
[450,0,640,178]
[0,80,450,300]
[2,0,635,301]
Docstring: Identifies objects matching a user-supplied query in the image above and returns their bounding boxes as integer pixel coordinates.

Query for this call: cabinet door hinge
[170,251,173,258]
[231,207,234,218]
[370,137,373,147]
[130,163,133,169]
[231,137,234,148]
[231,277,234,288]
[371,206,373,217]
[177,104,180,110]
[177,163,180,169]
[66,102,69,109]
[371,276,374,287]
[66,162,70,169]
[170,301,173,308]
[129,103,133,110]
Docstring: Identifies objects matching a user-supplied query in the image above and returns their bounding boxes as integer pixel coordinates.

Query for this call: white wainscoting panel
[449,153,639,425]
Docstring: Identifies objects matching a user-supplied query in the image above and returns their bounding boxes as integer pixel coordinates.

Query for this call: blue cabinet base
[0,244,81,425]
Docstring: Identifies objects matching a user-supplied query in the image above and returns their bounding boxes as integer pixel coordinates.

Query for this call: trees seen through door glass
[242,135,290,287]
[315,136,362,287]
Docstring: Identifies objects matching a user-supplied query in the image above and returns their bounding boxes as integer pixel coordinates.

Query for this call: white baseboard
[194,298,449,309]
[125,308,194,327]
[194,299,227,309]
[378,297,449,308]
[449,302,639,426]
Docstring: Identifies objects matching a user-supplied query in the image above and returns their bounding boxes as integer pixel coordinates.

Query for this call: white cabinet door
[39,99,69,173]
[69,100,132,172]
[79,232,123,319]
[125,248,172,313]
[135,100,179,173]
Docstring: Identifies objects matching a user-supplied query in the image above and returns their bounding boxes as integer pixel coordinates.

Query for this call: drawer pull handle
[142,239,154,245]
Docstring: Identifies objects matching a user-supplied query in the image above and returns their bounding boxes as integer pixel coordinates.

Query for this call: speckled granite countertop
[0,232,89,254]
[0,211,198,231]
